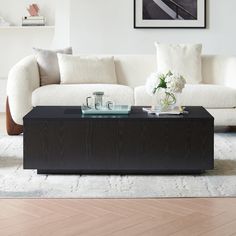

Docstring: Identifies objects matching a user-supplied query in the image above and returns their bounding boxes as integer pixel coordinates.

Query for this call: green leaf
[166,70,173,76]
[158,76,167,89]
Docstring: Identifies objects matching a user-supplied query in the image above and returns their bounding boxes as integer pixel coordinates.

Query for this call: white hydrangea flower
[145,72,163,96]
[146,71,186,97]
[166,74,186,93]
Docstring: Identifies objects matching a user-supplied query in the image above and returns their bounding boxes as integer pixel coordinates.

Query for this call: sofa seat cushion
[135,85,236,108]
[32,84,134,107]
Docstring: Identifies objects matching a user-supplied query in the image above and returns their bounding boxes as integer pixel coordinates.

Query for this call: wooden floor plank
[0,214,36,230]
[137,213,209,236]
[52,199,113,217]
[83,214,152,236]
[3,199,54,217]
[200,219,236,236]
[15,214,94,236]
[83,199,151,217]
[170,211,236,236]
[158,198,224,217]
[111,199,181,219]
[49,213,122,236]
[0,213,68,235]
[110,217,178,236]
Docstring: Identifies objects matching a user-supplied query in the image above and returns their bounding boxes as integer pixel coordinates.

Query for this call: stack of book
[142,106,189,116]
[22,16,46,26]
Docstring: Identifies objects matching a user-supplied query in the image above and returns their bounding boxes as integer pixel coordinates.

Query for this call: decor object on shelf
[146,71,186,111]
[134,0,206,28]
[23,4,46,26]
[27,4,40,16]
[22,16,46,26]
[0,16,11,27]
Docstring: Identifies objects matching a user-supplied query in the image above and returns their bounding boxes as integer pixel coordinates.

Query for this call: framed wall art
[134,0,206,28]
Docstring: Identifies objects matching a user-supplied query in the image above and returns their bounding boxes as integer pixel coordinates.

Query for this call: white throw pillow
[155,43,203,84]
[58,54,117,84]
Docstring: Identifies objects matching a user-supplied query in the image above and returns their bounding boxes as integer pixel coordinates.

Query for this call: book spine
[22,20,45,24]
[22,24,45,26]
[22,16,45,20]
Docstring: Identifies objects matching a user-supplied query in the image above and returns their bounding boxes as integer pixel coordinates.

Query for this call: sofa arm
[7,56,40,125]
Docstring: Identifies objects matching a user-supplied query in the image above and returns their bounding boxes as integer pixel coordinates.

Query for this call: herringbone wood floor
[1,198,236,235]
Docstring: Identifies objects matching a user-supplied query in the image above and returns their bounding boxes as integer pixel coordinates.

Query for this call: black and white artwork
[134,0,206,28]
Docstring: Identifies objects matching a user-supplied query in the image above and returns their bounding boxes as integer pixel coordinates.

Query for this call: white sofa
[7,54,236,134]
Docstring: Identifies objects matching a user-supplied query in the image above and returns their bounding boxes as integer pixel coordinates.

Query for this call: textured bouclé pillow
[34,47,72,86]
[58,54,117,84]
[155,43,202,84]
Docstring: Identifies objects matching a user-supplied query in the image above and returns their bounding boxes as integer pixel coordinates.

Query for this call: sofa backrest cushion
[34,47,72,86]
[114,55,156,88]
[58,54,117,84]
[155,43,202,84]
[202,55,236,88]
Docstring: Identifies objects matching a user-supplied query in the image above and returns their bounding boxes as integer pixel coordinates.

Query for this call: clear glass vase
[152,90,177,112]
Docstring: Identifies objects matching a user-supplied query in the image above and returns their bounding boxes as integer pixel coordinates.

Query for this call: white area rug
[0,133,236,198]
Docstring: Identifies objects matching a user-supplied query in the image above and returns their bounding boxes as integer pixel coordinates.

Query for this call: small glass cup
[103,96,115,110]
[86,91,104,110]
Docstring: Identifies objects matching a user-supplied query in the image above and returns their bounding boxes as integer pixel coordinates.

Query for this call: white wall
[53,0,71,48]
[70,0,236,55]
[0,28,55,77]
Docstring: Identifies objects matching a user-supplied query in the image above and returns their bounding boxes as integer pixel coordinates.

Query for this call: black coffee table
[23,106,214,174]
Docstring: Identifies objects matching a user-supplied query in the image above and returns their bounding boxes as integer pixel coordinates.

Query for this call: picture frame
[134,0,206,29]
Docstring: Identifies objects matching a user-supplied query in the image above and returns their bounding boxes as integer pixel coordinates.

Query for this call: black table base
[24,106,214,175]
